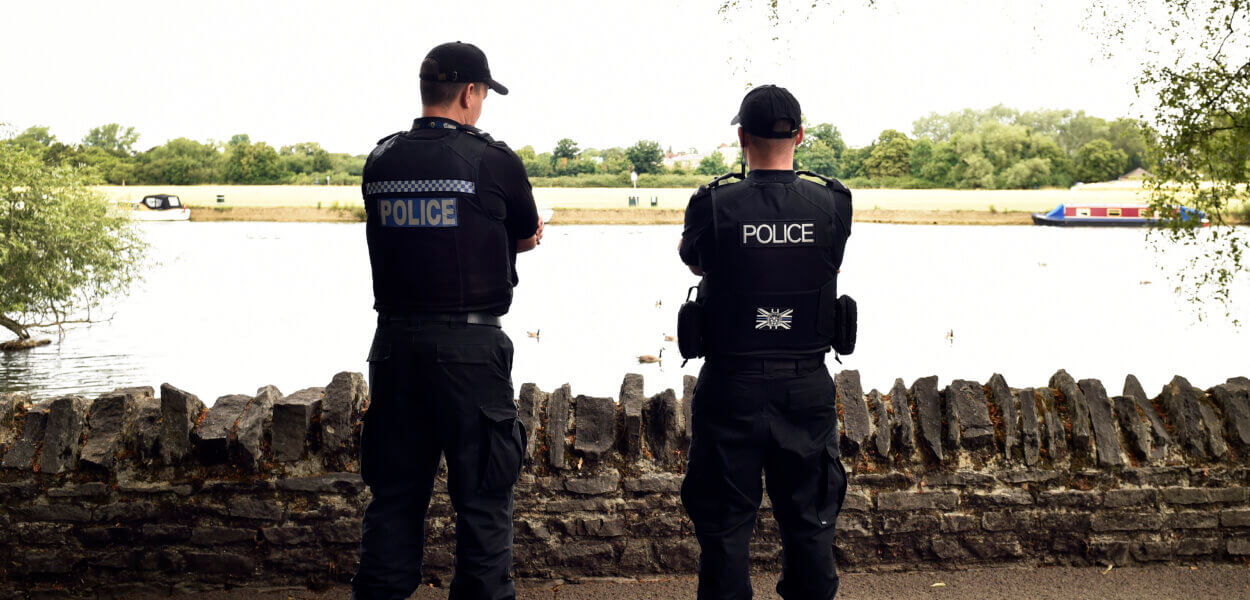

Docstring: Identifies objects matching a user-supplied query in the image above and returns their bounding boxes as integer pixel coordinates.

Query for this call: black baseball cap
[730,85,801,138]
[420,41,508,95]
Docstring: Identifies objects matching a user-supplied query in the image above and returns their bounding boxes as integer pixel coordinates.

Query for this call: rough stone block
[565,469,620,495]
[128,396,162,461]
[941,513,978,533]
[987,374,1019,461]
[1221,509,1250,528]
[620,373,645,456]
[946,379,994,449]
[683,375,696,438]
[1037,388,1067,462]
[226,497,283,521]
[159,384,205,466]
[276,472,364,494]
[190,527,255,546]
[1167,512,1219,529]
[1210,378,1250,448]
[1091,511,1163,531]
[1112,394,1153,462]
[1124,374,1172,461]
[1038,490,1100,508]
[0,392,29,454]
[1159,375,1213,460]
[982,510,1033,532]
[1078,379,1124,467]
[262,526,314,546]
[38,395,88,474]
[836,370,870,456]
[882,513,940,533]
[1162,486,1248,505]
[842,491,872,512]
[877,491,959,511]
[184,552,255,576]
[322,371,368,465]
[1049,369,1092,456]
[889,378,915,459]
[911,376,943,461]
[645,388,685,464]
[517,383,546,461]
[573,395,616,458]
[81,393,131,470]
[2,404,48,469]
[96,501,158,522]
[623,473,682,493]
[233,385,278,468]
[968,488,1034,507]
[319,519,362,544]
[1229,538,1250,555]
[548,384,572,471]
[271,387,322,462]
[1176,537,1222,556]
[1103,488,1157,508]
[193,394,250,464]
[1197,401,1229,459]
[1018,387,1040,467]
[867,389,891,459]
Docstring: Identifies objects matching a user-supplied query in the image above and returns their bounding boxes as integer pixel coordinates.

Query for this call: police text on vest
[377,198,459,228]
[741,221,815,247]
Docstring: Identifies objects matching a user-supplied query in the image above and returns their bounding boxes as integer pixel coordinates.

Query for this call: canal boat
[131,194,191,221]
[1031,203,1208,227]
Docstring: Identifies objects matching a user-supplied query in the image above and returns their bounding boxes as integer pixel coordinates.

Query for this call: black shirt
[680,169,853,274]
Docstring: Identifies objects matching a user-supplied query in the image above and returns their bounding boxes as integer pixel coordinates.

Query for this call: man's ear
[459,83,477,109]
[737,126,747,149]
[795,126,805,146]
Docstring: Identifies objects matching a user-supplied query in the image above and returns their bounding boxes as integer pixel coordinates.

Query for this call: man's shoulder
[692,172,744,199]
[797,171,852,201]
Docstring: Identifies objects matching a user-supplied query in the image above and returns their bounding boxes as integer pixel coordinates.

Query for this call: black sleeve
[830,188,852,270]
[680,188,712,268]
[480,144,539,241]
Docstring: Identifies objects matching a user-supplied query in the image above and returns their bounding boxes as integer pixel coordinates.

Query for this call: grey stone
[1228,538,1250,556]
[322,371,368,465]
[877,491,959,511]
[193,394,251,464]
[233,385,278,468]
[623,473,682,493]
[912,376,944,461]
[889,378,915,459]
[184,552,255,576]
[1091,511,1163,531]
[1197,401,1229,459]
[81,393,131,470]
[1210,379,1250,447]
[159,384,205,465]
[573,395,616,458]
[2,404,48,469]
[276,473,364,494]
[226,497,284,521]
[548,384,572,470]
[0,392,29,456]
[1167,512,1219,529]
[836,370,869,455]
[987,374,1019,461]
[96,501,158,522]
[271,387,322,462]
[1162,486,1248,505]
[1159,375,1212,459]
[1037,388,1067,463]
[1018,388,1040,466]
[129,396,162,461]
[47,482,109,498]
[946,379,994,449]
[1124,374,1172,460]
[1221,509,1250,527]
[517,383,546,461]
[645,388,684,465]
[1077,379,1124,467]
[1176,537,1221,556]
[38,395,88,474]
[968,488,1034,507]
[868,389,891,459]
[682,375,696,438]
[1113,394,1153,461]
[620,373,645,456]
[564,469,621,495]
[1104,488,1158,507]
[1049,369,1092,457]
[1037,490,1099,508]
[262,525,314,546]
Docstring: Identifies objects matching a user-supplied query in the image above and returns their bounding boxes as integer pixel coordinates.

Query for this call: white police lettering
[377,198,459,228]
[740,221,816,246]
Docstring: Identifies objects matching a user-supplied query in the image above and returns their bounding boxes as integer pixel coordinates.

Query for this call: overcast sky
[1,0,1155,155]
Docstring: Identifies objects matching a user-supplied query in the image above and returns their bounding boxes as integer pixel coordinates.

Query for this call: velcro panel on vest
[722,287,825,353]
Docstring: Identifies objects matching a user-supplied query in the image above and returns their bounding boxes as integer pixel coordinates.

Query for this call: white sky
[0,0,1154,155]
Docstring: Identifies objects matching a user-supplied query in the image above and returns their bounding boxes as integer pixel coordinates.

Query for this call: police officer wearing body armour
[353,42,542,600]
[678,85,854,600]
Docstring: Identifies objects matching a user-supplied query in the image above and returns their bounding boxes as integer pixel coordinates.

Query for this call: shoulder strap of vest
[795,170,851,195]
[375,131,404,145]
[707,171,743,190]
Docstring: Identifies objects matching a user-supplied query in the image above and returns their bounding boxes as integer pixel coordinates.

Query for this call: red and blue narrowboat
[1031,203,1208,227]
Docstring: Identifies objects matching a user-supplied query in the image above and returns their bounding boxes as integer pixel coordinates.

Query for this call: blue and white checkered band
[364,179,476,195]
[413,119,460,131]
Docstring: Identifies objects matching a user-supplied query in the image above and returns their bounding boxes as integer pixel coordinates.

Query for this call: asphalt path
[147,565,1250,599]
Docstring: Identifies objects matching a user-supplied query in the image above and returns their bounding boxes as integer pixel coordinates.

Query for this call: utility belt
[377,311,502,328]
[704,355,826,374]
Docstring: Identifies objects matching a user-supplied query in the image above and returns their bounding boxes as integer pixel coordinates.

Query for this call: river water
[2,222,1247,404]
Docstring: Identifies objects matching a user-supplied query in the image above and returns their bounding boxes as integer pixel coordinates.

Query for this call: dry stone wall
[2,369,1250,597]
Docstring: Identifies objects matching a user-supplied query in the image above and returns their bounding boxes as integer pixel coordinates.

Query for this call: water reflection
[1,222,1246,403]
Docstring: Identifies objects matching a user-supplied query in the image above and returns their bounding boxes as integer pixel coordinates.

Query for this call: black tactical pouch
[677,285,704,361]
[832,294,857,356]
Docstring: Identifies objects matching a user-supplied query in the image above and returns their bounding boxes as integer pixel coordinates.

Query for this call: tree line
[5,106,1151,190]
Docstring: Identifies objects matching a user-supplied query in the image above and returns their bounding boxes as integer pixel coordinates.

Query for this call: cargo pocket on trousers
[366,330,391,363]
[478,405,525,494]
[817,444,848,527]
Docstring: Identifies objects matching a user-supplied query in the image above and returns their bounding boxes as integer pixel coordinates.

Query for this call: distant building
[662,143,742,171]
[1120,167,1152,180]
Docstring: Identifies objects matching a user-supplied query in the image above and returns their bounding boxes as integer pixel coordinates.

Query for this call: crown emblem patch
[755,308,794,330]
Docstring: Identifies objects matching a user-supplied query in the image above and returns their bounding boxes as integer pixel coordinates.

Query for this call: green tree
[697,150,729,175]
[224,135,283,184]
[909,137,933,179]
[9,126,57,151]
[1001,157,1053,189]
[138,138,222,185]
[279,142,332,175]
[625,140,664,174]
[0,143,145,345]
[796,123,845,177]
[82,124,139,156]
[598,148,631,174]
[863,129,913,178]
[1074,139,1127,183]
[553,138,580,161]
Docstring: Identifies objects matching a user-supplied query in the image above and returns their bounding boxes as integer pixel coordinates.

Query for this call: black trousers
[352,318,524,600]
[681,359,848,600]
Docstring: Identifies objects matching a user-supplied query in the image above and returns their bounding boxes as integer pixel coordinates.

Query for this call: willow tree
[0,140,145,349]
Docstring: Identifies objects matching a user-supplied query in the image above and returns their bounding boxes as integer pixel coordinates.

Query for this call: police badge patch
[755,308,794,330]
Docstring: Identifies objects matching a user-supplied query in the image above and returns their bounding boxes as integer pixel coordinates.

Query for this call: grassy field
[98,182,1152,212]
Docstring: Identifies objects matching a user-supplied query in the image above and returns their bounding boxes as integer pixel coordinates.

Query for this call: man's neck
[421,106,470,126]
[746,158,795,171]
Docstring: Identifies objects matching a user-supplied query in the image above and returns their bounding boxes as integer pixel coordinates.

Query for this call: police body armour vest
[363,123,512,313]
[702,174,840,356]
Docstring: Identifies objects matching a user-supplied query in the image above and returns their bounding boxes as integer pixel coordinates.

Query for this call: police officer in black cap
[678,85,853,600]
[353,41,542,600]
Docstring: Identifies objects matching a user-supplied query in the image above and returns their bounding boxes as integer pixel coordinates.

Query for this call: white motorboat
[131,194,191,221]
